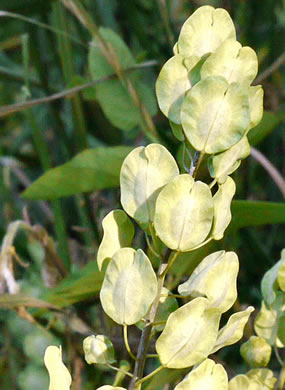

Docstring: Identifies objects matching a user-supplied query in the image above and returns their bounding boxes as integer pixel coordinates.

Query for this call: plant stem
[123,325,137,361]
[135,365,164,386]
[106,364,133,379]
[128,250,171,390]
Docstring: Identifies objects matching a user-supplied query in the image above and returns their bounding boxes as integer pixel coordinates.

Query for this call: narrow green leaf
[181,77,250,154]
[0,294,58,309]
[154,174,214,251]
[22,146,132,200]
[211,307,254,353]
[178,251,239,313]
[174,359,228,390]
[177,6,236,58]
[97,210,135,271]
[100,248,157,325]
[46,261,103,307]
[156,297,221,368]
[230,201,285,230]
[154,287,178,332]
[247,111,279,146]
[211,176,236,239]
[120,144,179,225]
[201,39,258,87]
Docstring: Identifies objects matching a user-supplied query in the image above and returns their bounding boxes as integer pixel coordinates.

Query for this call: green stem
[135,365,164,386]
[161,250,180,277]
[128,250,171,390]
[106,364,133,379]
[123,324,137,361]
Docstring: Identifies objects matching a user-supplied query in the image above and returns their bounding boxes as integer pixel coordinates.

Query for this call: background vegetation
[0,0,284,389]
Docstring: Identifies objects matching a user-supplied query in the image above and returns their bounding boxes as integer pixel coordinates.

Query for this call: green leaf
[97,210,135,271]
[83,335,116,365]
[156,297,221,368]
[155,55,195,124]
[46,261,103,307]
[201,39,258,87]
[154,175,214,251]
[22,146,132,200]
[211,177,236,240]
[240,336,272,368]
[247,111,279,146]
[246,369,277,389]
[174,359,228,390]
[177,6,236,58]
[100,248,157,325]
[230,201,285,230]
[211,307,254,353]
[261,258,282,306]
[120,144,179,225]
[178,251,239,313]
[170,121,184,141]
[181,77,250,154]
[208,137,250,184]
[89,27,157,131]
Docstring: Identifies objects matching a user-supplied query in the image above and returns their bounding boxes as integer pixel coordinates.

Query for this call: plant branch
[128,249,171,390]
[254,51,285,84]
[0,61,157,119]
[251,147,285,198]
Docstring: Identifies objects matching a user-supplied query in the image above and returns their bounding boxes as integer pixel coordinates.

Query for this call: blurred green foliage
[0,0,284,389]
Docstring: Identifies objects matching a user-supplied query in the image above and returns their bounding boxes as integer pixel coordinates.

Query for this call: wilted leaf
[154,174,213,251]
[181,76,250,154]
[240,336,272,368]
[174,359,228,390]
[178,251,239,313]
[208,137,250,184]
[120,144,179,225]
[201,39,258,87]
[156,297,221,368]
[97,210,135,271]
[177,6,236,58]
[100,248,157,325]
[211,306,254,353]
[211,177,236,239]
[22,147,132,200]
[0,293,58,309]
